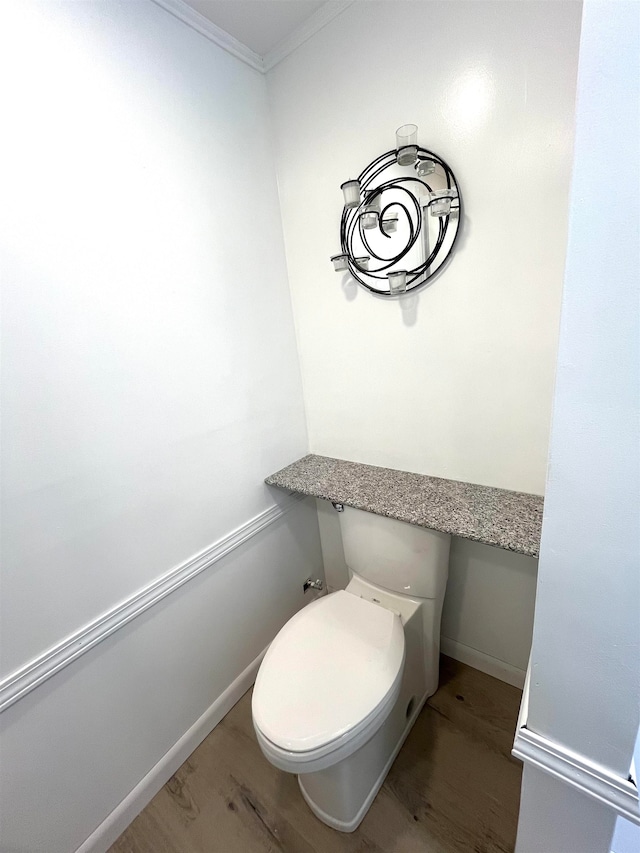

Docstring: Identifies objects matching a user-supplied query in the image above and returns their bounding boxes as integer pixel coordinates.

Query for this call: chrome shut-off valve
[303,578,324,593]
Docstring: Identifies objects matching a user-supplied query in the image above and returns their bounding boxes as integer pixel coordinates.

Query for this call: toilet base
[297,688,428,832]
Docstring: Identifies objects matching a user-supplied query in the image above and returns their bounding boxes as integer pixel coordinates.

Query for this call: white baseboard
[75,646,268,853]
[441,637,526,689]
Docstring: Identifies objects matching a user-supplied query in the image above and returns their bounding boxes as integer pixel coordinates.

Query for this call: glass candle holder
[429,188,458,216]
[330,253,349,271]
[387,270,407,293]
[361,192,381,229]
[415,157,436,177]
[396,124,418,166]
[340,179,361,209]
[354,256,370,270]
[381,213,399,233]
[364,191,381,212]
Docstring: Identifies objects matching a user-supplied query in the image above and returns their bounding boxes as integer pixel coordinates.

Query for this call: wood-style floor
[109,657,523,853]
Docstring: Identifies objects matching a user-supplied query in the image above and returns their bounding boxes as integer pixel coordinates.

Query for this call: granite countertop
[266,454,543,558]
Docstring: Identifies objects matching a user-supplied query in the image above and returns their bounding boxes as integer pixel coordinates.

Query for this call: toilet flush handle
[303,578,324,593]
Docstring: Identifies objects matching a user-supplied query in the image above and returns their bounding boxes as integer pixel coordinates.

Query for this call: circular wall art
[330,124,462,298]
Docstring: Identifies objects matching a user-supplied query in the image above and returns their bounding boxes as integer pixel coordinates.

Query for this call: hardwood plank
[109,657,523,853]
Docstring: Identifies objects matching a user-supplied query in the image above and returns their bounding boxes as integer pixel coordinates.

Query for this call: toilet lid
[252,590,405,753]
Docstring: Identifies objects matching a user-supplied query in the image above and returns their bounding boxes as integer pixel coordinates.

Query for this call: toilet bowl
[251,506,450,832]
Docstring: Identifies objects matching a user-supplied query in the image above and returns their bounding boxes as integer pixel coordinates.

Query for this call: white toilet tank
[339,506,450,599]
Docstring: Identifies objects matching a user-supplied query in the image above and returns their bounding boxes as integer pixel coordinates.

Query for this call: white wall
[516,0,639,849]
[441,539,537,683]
[612,721,640,853]
[516,765,618,853]
[0,2,323,850]
[612,808,640,853]
[267,0,581,494]
[524,0,639,775]
[0,500,322,853]
[267,1,582,685]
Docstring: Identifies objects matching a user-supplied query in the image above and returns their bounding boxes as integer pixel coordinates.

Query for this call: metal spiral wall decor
[330,124,462,298]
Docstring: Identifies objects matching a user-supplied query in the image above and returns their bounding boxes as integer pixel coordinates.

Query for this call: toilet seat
[252,590,405,773]
[253,670,402,774]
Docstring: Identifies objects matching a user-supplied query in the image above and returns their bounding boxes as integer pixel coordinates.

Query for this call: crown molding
[263,1,355,72]
[151,0,354,74]
[150,0,265,73]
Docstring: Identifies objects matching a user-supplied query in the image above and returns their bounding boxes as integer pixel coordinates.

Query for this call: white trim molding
[75,645,268,853]
[513,665,638,824]
[150,0,265,71]
[150,0,354,73]
[0,494,303,714]
[513,725,639,825]
[262,2,354,72]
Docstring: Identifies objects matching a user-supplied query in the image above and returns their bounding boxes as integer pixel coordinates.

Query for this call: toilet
[251,505,451,832]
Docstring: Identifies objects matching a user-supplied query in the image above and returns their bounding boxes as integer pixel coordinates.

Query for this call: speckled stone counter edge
[265,454,543,558]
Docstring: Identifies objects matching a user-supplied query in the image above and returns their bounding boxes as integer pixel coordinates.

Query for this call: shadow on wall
[442,537,538,677]
[340,273,420,326]
[338,212,473,328]
[341,272,358,300]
